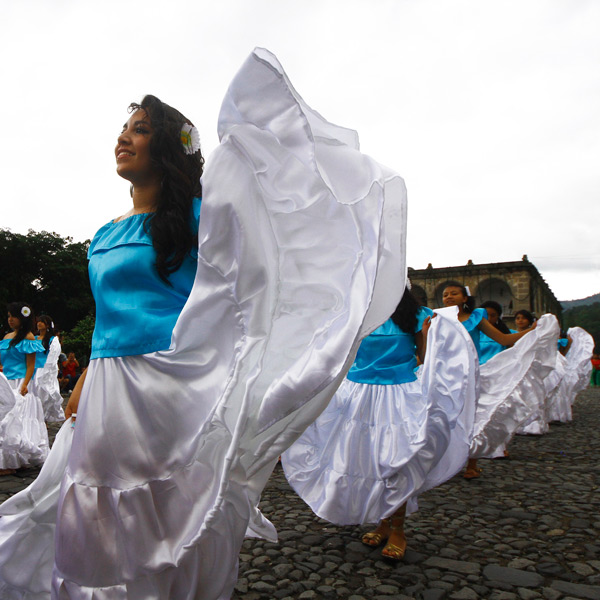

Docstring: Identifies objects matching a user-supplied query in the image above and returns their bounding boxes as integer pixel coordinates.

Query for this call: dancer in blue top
[0,302,47,475]
[441,284,536,478]
[0,49,407,599]
[283,287,479,562]
[478,300,511,364]
[32,315,65,422]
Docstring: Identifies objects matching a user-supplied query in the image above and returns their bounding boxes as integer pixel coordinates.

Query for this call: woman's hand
[65,367,87,420]
[19,382,28,396]
[421,314,436,337]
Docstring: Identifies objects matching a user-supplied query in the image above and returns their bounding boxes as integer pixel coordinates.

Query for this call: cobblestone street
[1,389,598,599]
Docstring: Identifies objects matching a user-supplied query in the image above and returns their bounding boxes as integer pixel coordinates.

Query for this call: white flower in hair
[180,123,201,155]
[21,306,31,317]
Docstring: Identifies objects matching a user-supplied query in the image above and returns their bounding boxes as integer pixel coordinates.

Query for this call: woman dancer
[32,315,65,422]
[479,300,511,364]
[0,49,406,599]
[283,287,478,561]
[440,284,544,478]
[0,302,49,475]
[514,309,536,333]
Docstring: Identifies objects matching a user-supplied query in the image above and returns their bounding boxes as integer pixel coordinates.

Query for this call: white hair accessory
[406,277,412,290]
[465,286,471,296]
[51,321,55,329]
[21,306,31,317]
[180,123,201,155]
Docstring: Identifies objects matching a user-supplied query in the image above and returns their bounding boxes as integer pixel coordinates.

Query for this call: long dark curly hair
[37,314,56,352]
[391,287,421,334]
[129,95,204,283]
[7,302,35,347]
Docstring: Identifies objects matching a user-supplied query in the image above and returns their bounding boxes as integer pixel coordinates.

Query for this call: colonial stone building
[408,256,562,326]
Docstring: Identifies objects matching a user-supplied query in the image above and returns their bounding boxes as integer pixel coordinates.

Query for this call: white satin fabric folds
[469,314,559,458]
[282,306,477,525]
[0,374,49,470]
[546,327,594,423]
[0,49,406,600]
[31,338,65,423]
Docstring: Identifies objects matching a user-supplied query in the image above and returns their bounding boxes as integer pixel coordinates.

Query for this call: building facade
[408,256,562,327]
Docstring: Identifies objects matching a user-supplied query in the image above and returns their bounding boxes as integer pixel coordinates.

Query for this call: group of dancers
[0,303,64,476]
[0,48,594,599]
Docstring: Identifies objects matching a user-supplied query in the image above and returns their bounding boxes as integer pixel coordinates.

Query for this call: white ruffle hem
[469,314,560,458]
[281,306,478,524]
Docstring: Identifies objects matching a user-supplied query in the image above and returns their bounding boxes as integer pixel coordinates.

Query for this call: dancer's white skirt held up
[0,373,49,471]
[469,314,560,459]
[282,307,478,525]
[0,48,407,600]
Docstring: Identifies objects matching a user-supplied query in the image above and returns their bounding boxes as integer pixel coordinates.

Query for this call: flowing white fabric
[0,420,73,600]
[0,49,406,600]
[281,306,477,524]
[31,338,65,423]
[0,376,49,470]
[469,314,560,458]
[546,327,594,423]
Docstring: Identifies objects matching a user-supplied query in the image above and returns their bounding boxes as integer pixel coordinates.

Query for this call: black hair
[7,302,35,347]
[128,95,204,283]
[391,287,421,334]
[480,301,511,334]
[514,309,535,327]
[443,281,475,313]
[37,314,55,353]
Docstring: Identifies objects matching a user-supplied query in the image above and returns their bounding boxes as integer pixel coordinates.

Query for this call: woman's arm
[20,353,36,395]
[65,367,87,419]
[415,315,434,363]
[479,318,535,347]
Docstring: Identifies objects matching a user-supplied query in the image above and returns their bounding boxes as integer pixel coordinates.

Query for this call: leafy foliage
[61,313,95,366]
[563,301,600,352]
[0,228,95,335]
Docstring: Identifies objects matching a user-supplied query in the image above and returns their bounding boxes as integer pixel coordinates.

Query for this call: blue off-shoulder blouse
[0,338,44,379]
[478,332,506,365]
[459,307,487,359]
[347,306,433,385]
[88,198,201,359]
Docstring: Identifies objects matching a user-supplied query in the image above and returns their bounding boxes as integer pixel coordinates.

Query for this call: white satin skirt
[282,307,478,525]
[0,374,49,470]
[31,339,65,423]
[469,314,560,458]
[0,48,406,600]
[547,327,594,423]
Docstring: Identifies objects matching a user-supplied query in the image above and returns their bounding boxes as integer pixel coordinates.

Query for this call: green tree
[0,228,94,333]
[61,313,95,366]
[563,302,600,352]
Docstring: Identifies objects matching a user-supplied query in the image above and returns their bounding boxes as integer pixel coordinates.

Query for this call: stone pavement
[234,388,600,600]
[0,389,598,599]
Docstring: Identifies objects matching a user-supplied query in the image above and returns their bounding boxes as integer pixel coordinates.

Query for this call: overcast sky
[1,0,599,301]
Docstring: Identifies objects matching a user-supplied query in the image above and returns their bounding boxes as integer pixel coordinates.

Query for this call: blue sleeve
[415,306,434,333]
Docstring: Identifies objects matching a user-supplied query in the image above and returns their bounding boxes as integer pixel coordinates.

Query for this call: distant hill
[561,292,600,310]
[562,301,599,351]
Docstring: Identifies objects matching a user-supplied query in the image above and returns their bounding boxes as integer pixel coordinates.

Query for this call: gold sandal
[361,518,389,547]
[381,516,406,561]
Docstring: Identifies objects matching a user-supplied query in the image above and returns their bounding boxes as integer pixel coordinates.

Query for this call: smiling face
[442,286,467,308]
[7,312,21,332]
[115,109,156,185]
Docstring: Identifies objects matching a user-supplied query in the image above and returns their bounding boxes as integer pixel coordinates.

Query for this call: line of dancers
[0,48,594,599]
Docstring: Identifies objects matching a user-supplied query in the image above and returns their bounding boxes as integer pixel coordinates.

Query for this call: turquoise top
[347,306,433,385]
[479,332,505,365]
[0,338,44,380]
[88,198,201,359]
[460,308,487,359]
[558,338,568,349]
[35,335,54,369]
